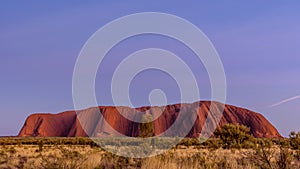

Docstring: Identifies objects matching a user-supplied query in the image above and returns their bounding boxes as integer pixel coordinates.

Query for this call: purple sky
[0,1,299,136]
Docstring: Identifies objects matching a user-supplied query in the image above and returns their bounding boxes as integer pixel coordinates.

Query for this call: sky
[0,1,299,136]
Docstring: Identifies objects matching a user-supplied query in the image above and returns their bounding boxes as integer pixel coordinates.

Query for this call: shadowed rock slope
[18,101,281,138]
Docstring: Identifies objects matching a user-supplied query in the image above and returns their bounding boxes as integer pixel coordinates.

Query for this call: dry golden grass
[0,137,299,169]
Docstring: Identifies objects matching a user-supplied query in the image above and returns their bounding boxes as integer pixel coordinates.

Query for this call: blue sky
[0,1,299,136]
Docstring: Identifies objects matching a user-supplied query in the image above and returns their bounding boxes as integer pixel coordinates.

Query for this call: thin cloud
[269,95,300,108]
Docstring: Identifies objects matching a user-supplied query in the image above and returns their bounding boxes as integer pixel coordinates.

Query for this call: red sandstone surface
[18,101,281,138]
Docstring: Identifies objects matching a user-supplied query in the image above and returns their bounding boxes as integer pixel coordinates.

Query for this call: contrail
[269,95,300,108]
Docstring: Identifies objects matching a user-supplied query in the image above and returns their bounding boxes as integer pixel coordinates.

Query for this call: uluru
[18,101,281,138]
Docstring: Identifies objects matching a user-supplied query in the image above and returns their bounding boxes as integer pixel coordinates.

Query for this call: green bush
[214,124,254,149]
[178,138,201,147]
[201,138,222,149]
[289,131,300,150]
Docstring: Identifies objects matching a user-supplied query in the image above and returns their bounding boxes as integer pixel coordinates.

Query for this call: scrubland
[0,137,299,169]
[1,124,300,168]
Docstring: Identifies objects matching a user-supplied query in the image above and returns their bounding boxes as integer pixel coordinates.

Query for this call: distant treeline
[1,124,299,150]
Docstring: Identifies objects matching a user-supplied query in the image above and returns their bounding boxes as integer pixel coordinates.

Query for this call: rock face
[18,101,281,138]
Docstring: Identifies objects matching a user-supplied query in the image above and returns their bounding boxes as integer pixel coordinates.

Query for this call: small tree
[249,139,293,169]
[289,131,300,149]
[38,140,44,152]
[138,113,154,138]
[214,123,253,149]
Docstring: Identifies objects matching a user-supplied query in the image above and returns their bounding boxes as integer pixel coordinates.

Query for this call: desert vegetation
[138,113,155,138]
[0,124,299,169]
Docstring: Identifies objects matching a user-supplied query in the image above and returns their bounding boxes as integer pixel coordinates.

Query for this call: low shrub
[214,124,254,149]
